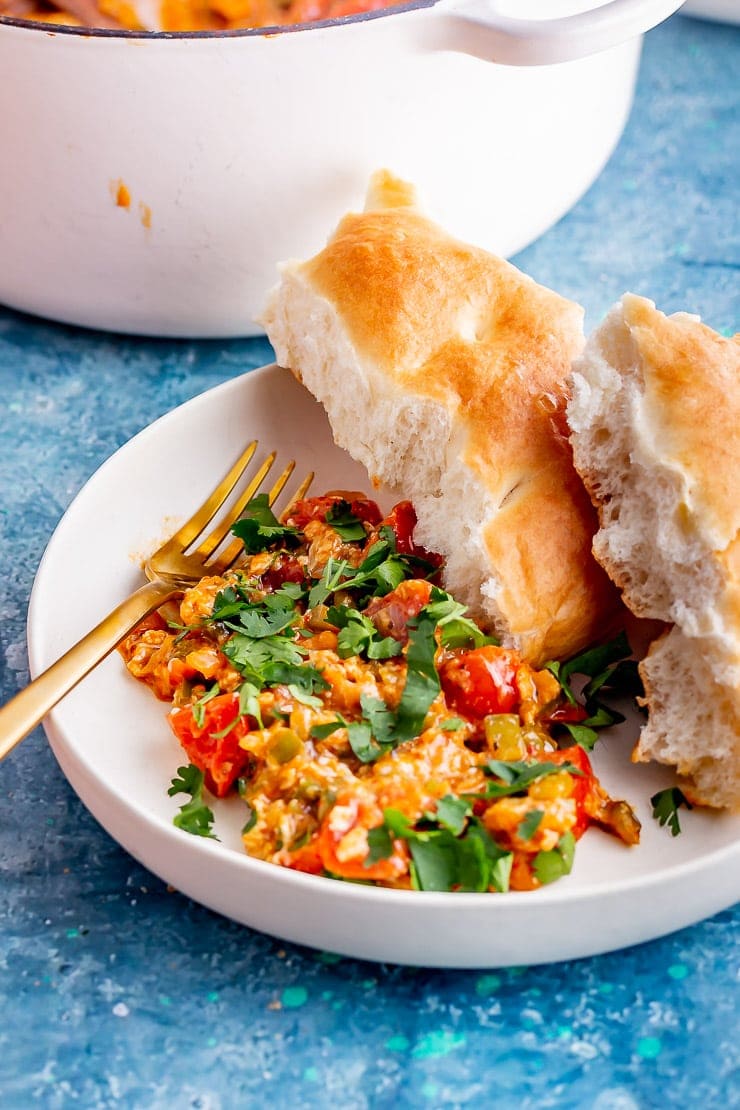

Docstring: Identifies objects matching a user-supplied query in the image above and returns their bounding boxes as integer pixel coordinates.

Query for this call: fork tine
[169,440,259,549]
[281,470,314,518]
[190,451,278,562]
[212,464,316,573]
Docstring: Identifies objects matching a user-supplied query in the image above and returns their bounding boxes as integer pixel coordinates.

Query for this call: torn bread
[568,293,740,808]
[262,169,621,666]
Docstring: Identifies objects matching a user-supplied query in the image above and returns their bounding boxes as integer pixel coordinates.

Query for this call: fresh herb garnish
[230,493,300,555]
[651,786,692,836]
[325,500,367,542]
[368,803,513,892]
[544,631,641,751]
[191,683,221,728]
[307,531,436,609]
[474,759,581,800]
[423,587,497,649]
[328,604,403,661]
[517,809,544,841]
[168,764,219,839]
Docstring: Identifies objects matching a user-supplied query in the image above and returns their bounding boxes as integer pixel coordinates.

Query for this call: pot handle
[433,0,686,65]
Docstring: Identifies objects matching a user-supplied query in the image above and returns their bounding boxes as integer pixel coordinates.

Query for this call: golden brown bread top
[296,175,622,662]
[623,293,740,549]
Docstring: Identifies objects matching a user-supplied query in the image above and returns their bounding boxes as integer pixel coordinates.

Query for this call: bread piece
[262,170,622,666]
[639,626,740,809]
[568,293,740,808]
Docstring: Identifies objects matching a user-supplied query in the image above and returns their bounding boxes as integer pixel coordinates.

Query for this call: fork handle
[0,579,179,762]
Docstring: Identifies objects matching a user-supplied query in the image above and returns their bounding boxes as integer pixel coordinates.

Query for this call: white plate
[28,364,740,968]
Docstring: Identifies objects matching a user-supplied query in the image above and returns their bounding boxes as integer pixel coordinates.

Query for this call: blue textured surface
[1,15,738,1108]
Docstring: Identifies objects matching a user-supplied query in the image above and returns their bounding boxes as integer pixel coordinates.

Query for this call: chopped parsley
[423,588,497,650]
[532,831,576,885]
[651,786,692,836]
[544,631,641,751]
[230,493,300,554]
[325,500,367,542]
[191,683,221,728]
[328,604,402,661]
[517,809,544,841]
[474,759,581,800]
[367,802,513,892]
[168,764,219,839]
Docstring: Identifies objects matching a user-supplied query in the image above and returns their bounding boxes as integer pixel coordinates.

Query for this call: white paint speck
[112,1002,130,1018]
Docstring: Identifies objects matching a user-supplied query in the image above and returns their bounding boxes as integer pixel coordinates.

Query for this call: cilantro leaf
[310,716,348,740]
[651,786,692,836]
[517,809,544,841]
[168,764,219,840]
[532,831,576,885]
[544,632,640,749]
[427,795,471,836]
[562,723,600,752]
[191,683,221,728]
[230,493,300,555]
[476,759,581,799]
[374,804,513,892]
[330,605,402,661]
[325,500,367,542]
[423,587,496,649]
[347,720,385,763]
[440,717,466,732]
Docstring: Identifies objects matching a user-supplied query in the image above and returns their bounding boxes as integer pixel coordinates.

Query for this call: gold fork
[0,441,313,761]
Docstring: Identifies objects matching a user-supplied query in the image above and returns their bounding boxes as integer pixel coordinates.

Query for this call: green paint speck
[159,995,171,1007]
[318,951,342,964]
[281,986,308,1009]
[411,1031,466,1060]
[475,974,501,996]
[321,990,333,1001]
[385,1035,410,1053]
[637,1036,662,1060]
[303,1067,319,1082]
[207,1036,217,1048]
[668,964,689,981]
[362,978,376,989]
[557,1025,572,1038]
[66,929,79,939]
[421,1083,438,1100]
[331,999,345,1011]
[207,991,219,1003]
[599,982,614,994]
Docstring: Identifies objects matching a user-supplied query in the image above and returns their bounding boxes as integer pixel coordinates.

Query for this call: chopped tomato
[169,692,252,798]
[381,500,444,567]
[439,646,520,721]
[541,703,589,725]
[535,745,595,838]
[284,493,382,531]
[260,553,306,592]
[364,578,433,643]
[316,793,408,881]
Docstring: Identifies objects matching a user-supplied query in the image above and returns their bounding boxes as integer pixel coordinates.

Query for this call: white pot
[0,0,682,337]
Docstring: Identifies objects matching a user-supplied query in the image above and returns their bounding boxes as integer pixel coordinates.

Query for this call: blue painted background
[0,14,738,1108]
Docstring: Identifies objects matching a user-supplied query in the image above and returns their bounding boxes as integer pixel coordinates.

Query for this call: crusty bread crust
[262,170,622,665]
[568,294,740,808]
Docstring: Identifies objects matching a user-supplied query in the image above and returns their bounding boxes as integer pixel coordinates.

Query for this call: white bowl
[0,0,683,337]
[28,364,740,966]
